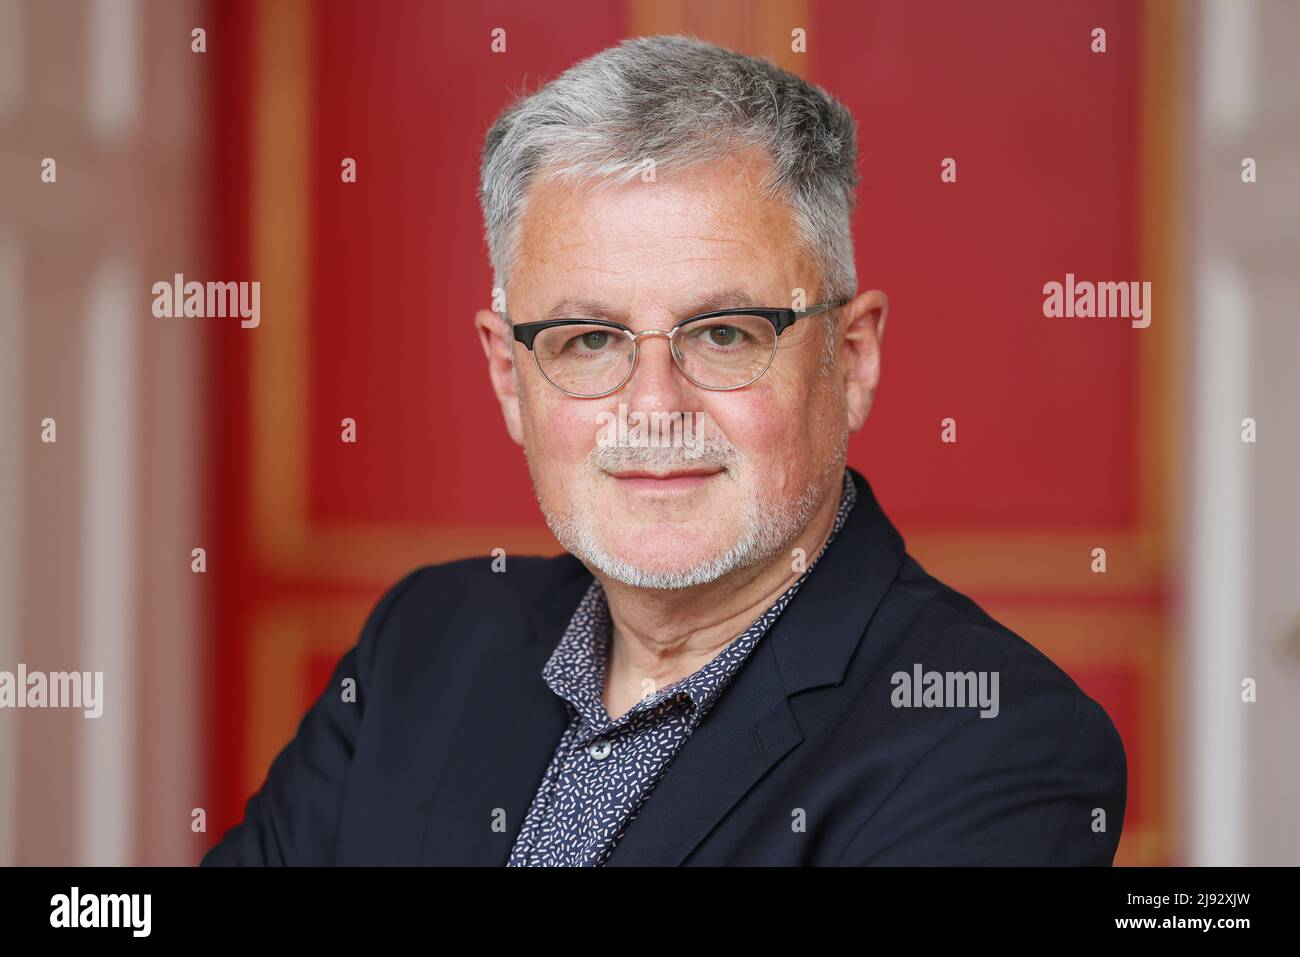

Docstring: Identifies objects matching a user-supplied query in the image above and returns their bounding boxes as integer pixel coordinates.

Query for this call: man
[203,34,1126,866]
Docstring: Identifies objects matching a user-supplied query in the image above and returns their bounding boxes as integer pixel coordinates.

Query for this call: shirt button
[587,738,612,760]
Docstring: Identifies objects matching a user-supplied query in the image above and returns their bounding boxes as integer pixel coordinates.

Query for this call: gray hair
[477,34,860,355]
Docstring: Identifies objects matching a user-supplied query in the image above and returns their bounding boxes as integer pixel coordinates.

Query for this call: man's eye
[700,325,745,347]
[574,331,610,351]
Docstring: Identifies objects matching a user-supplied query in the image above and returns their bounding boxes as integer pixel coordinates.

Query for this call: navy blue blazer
[202,467,1126,866]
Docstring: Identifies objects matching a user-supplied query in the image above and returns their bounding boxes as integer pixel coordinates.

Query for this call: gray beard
[542,479,820,590]
[528,427,849,591]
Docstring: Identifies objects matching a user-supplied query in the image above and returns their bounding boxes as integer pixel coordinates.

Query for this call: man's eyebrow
[536,287,766,323]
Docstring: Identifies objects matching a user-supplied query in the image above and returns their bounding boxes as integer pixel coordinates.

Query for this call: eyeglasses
[508,301,846,398]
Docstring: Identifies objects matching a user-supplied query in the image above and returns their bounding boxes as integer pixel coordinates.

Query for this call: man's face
[492,152,855,589]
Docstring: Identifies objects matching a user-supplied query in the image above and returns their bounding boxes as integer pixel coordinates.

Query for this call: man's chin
[583,554,734,591]
[562,530,737,589]
[595,526,727,564]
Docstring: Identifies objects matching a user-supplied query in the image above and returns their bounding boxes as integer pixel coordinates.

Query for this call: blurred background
[1,0,1298,866]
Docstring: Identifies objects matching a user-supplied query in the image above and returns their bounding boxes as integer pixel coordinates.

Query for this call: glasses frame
[508,300,848,398]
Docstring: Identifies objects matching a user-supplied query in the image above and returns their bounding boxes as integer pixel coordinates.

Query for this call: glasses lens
[532,323,633,396]
[673,314,777,388]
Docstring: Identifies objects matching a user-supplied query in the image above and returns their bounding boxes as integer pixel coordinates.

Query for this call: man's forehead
[518,152,795,249]
[509,157,815,322]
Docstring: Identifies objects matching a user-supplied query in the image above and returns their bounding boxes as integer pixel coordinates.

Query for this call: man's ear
[839,289,888,433]
[474,308,525,445]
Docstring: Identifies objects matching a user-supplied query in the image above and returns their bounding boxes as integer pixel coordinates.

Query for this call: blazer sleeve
[835,691,1128,866]
[199,567,427,866]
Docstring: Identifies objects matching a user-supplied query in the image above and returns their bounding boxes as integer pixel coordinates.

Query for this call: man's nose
[626,330,691,410]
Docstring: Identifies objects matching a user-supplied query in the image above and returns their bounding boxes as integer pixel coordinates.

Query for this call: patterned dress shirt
[507,469,858,866]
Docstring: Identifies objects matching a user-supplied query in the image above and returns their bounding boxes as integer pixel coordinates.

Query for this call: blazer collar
[767,466,906,696]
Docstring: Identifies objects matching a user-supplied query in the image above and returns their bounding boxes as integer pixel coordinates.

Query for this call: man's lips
[606,467,723,490]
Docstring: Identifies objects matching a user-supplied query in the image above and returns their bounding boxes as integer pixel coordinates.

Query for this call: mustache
[587,424,739,472]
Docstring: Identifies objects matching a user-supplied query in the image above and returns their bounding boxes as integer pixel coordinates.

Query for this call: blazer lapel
[603,632,803,866]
